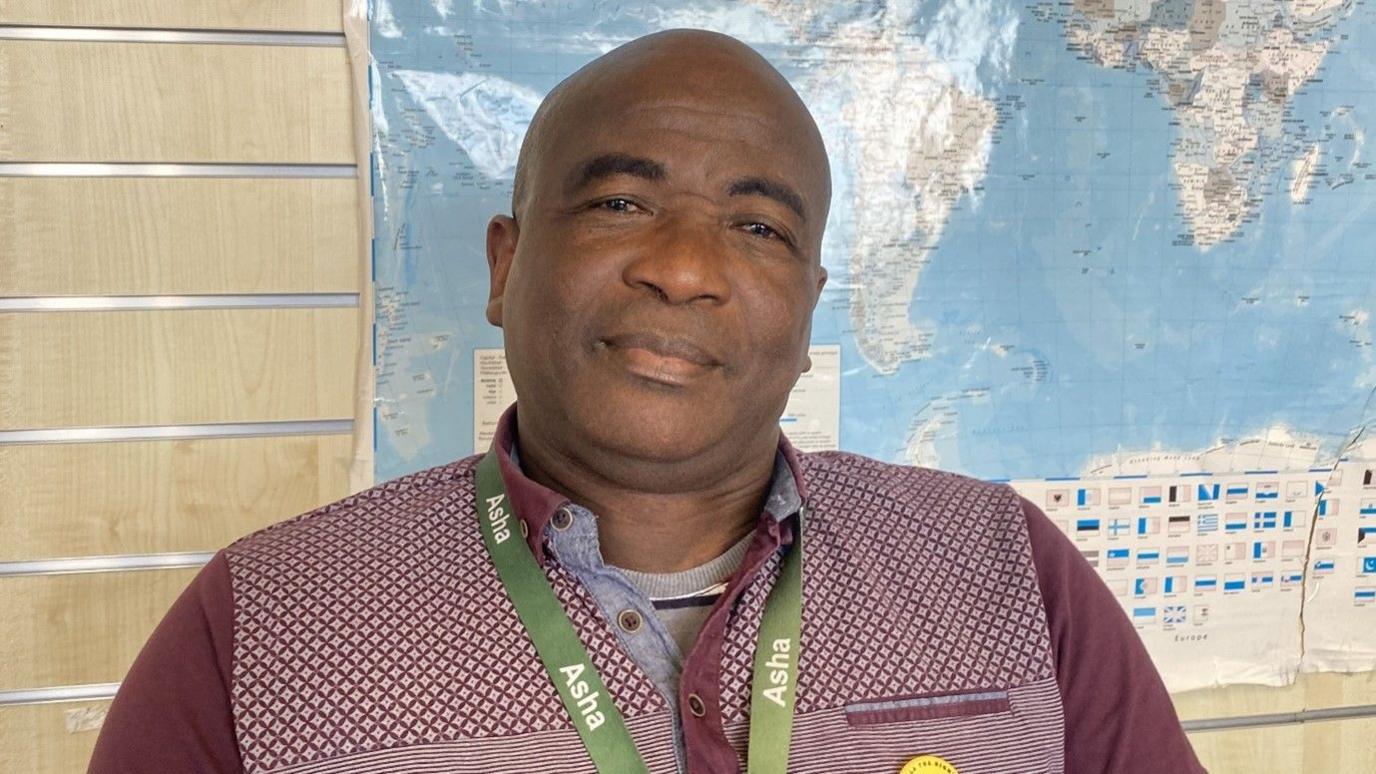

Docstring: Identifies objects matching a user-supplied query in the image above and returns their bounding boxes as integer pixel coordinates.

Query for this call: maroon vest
[225,450,1065,773]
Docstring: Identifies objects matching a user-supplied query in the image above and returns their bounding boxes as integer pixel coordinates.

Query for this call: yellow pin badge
[899,755,958,774]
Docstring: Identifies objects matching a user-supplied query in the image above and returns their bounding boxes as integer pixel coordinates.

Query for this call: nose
[621,212,731,306]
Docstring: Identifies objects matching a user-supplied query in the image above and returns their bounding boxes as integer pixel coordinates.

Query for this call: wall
[0,3,367,770]
[1,2,1372,771]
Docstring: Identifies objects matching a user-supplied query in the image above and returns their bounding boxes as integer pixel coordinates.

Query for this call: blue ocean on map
[369,0,1376,483]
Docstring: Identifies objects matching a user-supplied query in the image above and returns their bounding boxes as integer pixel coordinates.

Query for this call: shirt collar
[489,401,807,562]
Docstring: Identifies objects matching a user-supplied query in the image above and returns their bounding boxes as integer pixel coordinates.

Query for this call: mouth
[598,332,721,386]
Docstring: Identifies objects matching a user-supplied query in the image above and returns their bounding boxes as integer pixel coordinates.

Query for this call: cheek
[507,244,593,329]
[740,284,814,364]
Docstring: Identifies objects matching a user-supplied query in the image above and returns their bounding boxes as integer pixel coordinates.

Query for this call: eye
[594,197,640,213]
[744,222,782,241]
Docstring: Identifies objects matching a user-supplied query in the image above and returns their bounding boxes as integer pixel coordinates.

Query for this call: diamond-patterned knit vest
[225,451,1065,773]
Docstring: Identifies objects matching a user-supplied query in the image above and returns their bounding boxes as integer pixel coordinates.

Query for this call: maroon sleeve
[88,551,243,773]
[1020,497,1206,773]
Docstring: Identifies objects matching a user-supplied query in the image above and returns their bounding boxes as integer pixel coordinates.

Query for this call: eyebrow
[565,153,666,194]
[727,176,807,221]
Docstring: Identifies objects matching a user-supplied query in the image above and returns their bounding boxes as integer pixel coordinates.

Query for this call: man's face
[487,68,829,466]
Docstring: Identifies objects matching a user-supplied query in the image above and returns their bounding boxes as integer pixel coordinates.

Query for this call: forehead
[539,82,829,207]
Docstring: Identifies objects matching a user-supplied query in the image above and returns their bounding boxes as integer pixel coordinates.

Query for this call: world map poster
[360,0,1376,691]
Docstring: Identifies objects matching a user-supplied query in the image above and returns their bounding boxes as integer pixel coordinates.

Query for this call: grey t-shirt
[616,532,753,657]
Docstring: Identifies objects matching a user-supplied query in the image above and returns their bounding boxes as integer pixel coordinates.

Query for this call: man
[90,29,1203,773]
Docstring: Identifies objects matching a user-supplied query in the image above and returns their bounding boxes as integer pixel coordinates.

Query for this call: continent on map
[843,58,997,375]
[1063,0,1351,249]
[739,1,1003,375]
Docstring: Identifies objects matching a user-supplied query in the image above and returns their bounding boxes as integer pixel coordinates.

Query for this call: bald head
[511,29,830,225]
[485,28,831,481]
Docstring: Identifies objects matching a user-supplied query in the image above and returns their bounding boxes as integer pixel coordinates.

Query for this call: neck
[513,421,779,573]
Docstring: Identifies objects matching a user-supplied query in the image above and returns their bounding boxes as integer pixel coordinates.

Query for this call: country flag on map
[1140,486,1162,505]
[1250,572,1275,588]
[1224,543,1248,562]
[1255,482,1279,500]
[1282,540,1306,560]
[1225,513,1248,533]
[1253,511,1277,530]
[1047,489,1069,509]
[1198,483,1221,502]
[1168,515,1191,535]
[1286,480,1308,500]
[1137,517,1160,536]
[1107,548,1130,570]
[1359,526,1376,546]
[1134,577,1157,596]
[1136,549,1160,567]
[1357,588,1376,603]
[1076,518,1101,535]
[1164,605,1187,624]
[1365,469,1373,487]
[1196,544,1219,564]
[1108,579,1129,597]
[1226,485,1250,502]
[1280,510,1303,529]
[1080,549,1100,568]
[1108,518,1131,537]
[1168,485,1192,504]
[1363,557,1376,575]
[1108,487,1132,506]
[1077,488,1101,507]
[1224,574,1247,592]
[1132,606,1157,623]
[1194,575,1218,592]
[1197,513,1219,534]
[1361,499,1376,516]
[1252,541,1275,560]
[1163,575,1186,595]
[1318,498,1336,517]
[1282,571,1304,586]
[1314,559,1336,575]
[1167,547,1190,566]
[1316,527,1338,548]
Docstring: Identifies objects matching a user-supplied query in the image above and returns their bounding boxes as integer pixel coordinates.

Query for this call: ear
[485,215,519,327]
[801,266,828,373]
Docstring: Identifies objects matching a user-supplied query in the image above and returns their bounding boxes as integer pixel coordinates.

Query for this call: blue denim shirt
[519,447,802,766]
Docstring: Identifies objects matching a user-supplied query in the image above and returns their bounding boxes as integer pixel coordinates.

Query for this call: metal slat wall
[0,2,365,770]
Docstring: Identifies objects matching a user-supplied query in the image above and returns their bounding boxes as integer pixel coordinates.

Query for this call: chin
[575,397,723,462]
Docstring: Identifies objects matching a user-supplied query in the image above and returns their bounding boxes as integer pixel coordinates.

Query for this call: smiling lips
[600,331,721,386]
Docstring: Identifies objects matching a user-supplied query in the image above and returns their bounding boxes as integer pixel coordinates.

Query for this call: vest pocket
[844,689,1011,726]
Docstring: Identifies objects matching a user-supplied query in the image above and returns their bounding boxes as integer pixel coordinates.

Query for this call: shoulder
[796,449,1027,533]
[225,454,480,568]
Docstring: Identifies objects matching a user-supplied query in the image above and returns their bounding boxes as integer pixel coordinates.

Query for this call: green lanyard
[475,450,803,773]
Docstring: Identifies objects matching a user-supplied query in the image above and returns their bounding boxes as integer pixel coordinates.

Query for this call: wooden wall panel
[1,568,199,689]
[0,308,358,429]
[0,41,352,163]
[1173,671,1376,720]
[1173,681,1305,721]
[1175,672,1376,770]
[1189,717,1376,771]
[0,0,343,32]
[0,702,109,774]
[1188,722,1307,771]
[0,178,359,296]
[0,435,355,561]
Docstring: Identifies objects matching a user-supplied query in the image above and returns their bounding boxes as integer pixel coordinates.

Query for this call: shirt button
[617,609,643,634]
[551,507,574,530]
[687,693,706,717]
